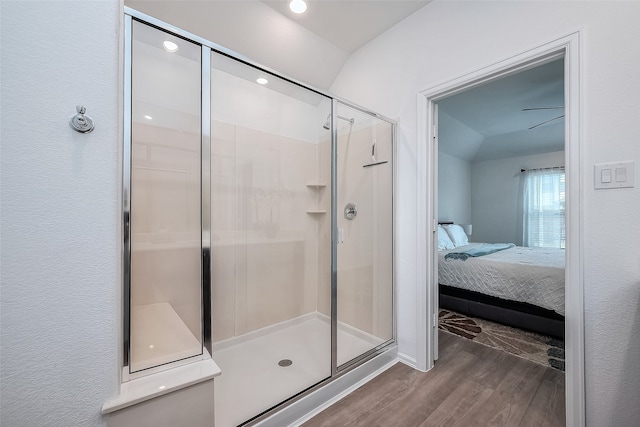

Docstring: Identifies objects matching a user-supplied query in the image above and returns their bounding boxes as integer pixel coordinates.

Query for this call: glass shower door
[210,51,333,426]
[128,20,204,374]
[335,102,394,368]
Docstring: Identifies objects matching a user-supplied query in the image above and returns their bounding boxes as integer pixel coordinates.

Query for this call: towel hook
[69,105,94,133]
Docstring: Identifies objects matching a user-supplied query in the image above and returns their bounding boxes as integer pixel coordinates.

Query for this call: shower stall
[123,8,395,426]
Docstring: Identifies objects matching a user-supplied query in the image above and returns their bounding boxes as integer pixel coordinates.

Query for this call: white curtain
[523,167,565,248]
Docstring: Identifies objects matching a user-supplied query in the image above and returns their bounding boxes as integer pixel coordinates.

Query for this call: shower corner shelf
[306,183,327,215]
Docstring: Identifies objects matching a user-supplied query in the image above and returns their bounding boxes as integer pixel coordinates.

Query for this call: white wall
[438,151,471,224]
[471,151,565,245]
[0,1,121,425]
[331,2,640,425]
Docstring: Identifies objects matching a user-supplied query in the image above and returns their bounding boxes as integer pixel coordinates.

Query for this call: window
[523,167,565,248]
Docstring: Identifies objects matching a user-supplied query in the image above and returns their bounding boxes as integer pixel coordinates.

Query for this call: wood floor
[302,331,565,427]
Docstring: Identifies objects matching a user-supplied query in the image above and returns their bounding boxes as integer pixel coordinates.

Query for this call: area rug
[438,309,565,371]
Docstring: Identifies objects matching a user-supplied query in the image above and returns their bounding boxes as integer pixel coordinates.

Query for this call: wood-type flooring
[302,330,565,427]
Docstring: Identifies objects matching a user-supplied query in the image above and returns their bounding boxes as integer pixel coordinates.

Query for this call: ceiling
[438,59,565,162]
[261,0,430,53]
[125,0,430,90]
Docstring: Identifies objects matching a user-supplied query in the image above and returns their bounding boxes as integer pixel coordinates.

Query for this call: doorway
[417,33,584,426]
[436,58,566,360]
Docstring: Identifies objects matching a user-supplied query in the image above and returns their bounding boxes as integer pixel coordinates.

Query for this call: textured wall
[331,1,640,425]
[0,1,121,425]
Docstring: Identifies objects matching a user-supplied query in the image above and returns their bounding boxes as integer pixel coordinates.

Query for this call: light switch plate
[595,161,635,189]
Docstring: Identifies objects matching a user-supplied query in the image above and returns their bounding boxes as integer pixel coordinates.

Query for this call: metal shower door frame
[122,15,212,381]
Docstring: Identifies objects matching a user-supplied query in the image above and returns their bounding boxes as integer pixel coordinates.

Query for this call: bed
[438,225,565,338]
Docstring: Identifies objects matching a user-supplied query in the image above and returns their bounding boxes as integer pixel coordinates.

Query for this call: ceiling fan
[522,106,565,130]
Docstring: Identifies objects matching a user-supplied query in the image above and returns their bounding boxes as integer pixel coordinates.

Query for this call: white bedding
[438,243,565,315]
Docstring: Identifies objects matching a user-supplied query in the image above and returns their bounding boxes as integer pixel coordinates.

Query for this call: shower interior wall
[210,120,327,340]
[210,65,332,342]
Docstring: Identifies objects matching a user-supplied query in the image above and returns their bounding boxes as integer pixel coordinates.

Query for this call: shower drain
[278,359,293,367]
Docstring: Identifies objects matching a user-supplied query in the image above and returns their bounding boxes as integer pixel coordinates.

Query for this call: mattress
[438,243,565,315]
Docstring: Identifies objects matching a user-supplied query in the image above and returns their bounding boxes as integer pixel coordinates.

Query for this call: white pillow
[443,224,469,247]
[437,225,455,250]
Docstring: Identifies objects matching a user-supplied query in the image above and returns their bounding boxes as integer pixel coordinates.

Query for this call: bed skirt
[439,285,565,339]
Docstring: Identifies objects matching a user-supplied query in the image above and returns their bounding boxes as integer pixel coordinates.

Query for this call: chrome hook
[69,105,94,133]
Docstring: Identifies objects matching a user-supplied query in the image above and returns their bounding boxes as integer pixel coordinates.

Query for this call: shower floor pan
[213,314,385,427]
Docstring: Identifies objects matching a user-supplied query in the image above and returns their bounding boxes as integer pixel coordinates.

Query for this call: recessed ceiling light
[162,40,178,52]
[289,0,307,14]
[256,77,268,85]
[144,115,153,120]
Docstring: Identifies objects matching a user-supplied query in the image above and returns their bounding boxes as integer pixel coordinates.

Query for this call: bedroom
[435,58,566,363]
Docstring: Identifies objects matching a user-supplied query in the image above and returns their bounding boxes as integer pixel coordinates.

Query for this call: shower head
[322,114,354,130]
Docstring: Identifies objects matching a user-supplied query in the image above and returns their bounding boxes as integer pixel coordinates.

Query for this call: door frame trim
[416,31,584,426]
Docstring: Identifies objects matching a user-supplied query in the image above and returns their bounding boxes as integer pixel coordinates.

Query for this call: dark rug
[438,309,565,371]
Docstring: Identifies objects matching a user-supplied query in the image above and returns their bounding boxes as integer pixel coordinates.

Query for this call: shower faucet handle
[344,202,357,220]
